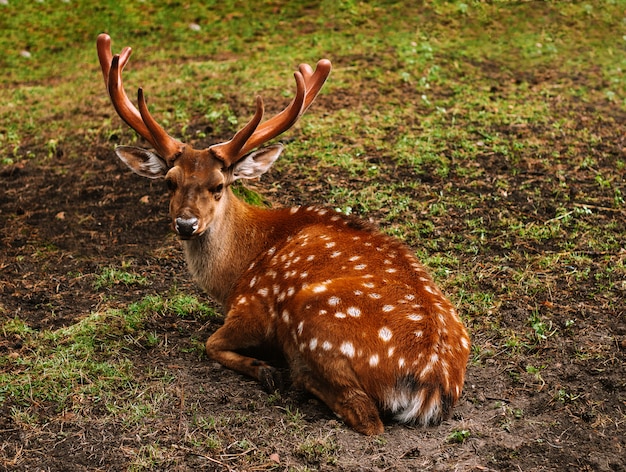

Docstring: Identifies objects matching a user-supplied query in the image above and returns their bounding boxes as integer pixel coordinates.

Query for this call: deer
[96,33,471,435]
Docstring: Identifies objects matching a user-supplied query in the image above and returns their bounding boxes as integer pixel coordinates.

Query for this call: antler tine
[209,96,265,167]
[96,34,113,84]
[299,59,332,113]
[137,87,185,161]
[97,34,182,162]
[235,71,307,159]
[97,34,152,144]
[106,54,154,144]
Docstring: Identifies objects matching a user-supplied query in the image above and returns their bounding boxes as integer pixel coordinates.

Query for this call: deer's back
[229,206,470,423]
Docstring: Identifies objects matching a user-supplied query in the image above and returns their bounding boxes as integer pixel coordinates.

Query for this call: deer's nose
[175,216,199,238]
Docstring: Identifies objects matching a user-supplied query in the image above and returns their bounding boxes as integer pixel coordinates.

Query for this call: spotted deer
[96,34,470,435]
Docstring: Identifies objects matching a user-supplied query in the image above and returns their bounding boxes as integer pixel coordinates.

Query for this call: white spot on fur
[408,314,423,321]
[310,338,318,350]
[335,312,346,319]
[325,241,336,248]
[328,296,341,307]
[347,307,361,317]
[249,276,258,287]
[297,321,304,336]
[307,255,315,262]
[387,346,395,357]
[382,305,395,312]
[355,264,367,270]
[257,287,269,297]
[369,354,380,367]
[369,293,382,299]
[330,251,342,258]
[340,341,355,358]
[322,341,333,351]
[354,290,363,296]
[405,294,415,301]
[349,255,360,261]
[386,268,397,273]
[363,282,375,288]
[415,330,423,338]
[237,297,247,305]
[282,310,290,323]
[379,327,393,342]
[398,357,406,368]
[312,284,327,293]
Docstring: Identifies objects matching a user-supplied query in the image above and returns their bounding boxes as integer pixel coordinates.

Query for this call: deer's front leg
[205,302,282,392]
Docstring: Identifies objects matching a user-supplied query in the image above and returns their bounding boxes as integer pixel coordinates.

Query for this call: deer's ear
[227,144,283,183]
[115,146,168,179]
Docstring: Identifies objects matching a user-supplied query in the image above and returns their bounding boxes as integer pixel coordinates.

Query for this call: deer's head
[97,34,331,239]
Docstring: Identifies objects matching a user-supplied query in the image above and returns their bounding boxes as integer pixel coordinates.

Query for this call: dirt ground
[1,80,625,470]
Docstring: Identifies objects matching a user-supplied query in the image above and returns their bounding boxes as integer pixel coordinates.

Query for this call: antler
[96,34,183,162]
[209,59,332,167]
[97,34,331,168]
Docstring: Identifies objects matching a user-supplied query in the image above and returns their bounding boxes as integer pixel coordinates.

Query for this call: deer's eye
[165,177,177,192]
[213,183,224,200]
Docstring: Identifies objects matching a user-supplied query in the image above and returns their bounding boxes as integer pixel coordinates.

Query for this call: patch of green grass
[527,310,556,344]
[296,434,340,466]
[93,265,149,290]
[166,294,219,321]
[231,182,269,207]
[447,429,471,444]
[0,290,215,420]
[0,310,143,410]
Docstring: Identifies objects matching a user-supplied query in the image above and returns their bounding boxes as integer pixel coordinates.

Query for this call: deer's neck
[180,190,276,307]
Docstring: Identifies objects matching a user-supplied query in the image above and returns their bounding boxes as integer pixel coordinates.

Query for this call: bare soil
[1,73,625,471]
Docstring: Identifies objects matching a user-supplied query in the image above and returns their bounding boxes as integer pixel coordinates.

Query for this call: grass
[0,292,217,417]
[1,0,625,470]
[93,265,150,290]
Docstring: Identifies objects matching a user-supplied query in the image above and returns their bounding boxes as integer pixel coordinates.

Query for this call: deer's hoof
[259,366,283,393]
